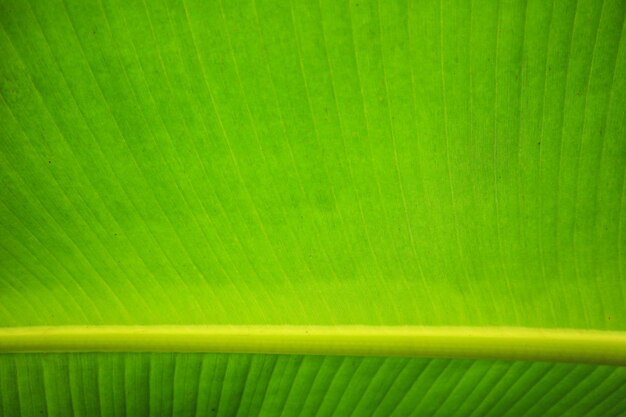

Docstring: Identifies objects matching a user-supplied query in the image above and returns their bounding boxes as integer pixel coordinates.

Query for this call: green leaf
[1,353,626,417]
[1,0,625,414]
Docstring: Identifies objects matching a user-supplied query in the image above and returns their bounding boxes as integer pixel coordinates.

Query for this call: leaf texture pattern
[1,0,625,414]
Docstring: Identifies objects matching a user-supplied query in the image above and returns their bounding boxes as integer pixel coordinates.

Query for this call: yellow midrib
[1,325,625,365]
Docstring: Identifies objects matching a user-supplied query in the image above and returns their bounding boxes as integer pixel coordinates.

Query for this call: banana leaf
[1,0,625,415]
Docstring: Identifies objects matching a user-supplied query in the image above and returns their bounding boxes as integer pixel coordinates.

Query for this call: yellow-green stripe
[1,326,625,365]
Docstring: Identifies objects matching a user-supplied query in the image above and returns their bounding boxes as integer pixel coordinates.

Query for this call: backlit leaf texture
[1,0,625,415]
[1,354,626,417]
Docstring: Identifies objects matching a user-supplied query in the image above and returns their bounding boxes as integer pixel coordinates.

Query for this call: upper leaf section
[1,0,625,329]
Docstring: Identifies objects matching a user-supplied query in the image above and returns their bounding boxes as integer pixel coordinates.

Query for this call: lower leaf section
[1,353,625,417]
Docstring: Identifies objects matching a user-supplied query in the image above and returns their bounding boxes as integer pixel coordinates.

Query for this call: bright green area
[1,0,625,329]
[0,353,625,417]
[1,0,626,414]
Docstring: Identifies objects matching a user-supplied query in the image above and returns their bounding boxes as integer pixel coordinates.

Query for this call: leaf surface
[1,0,625,414]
